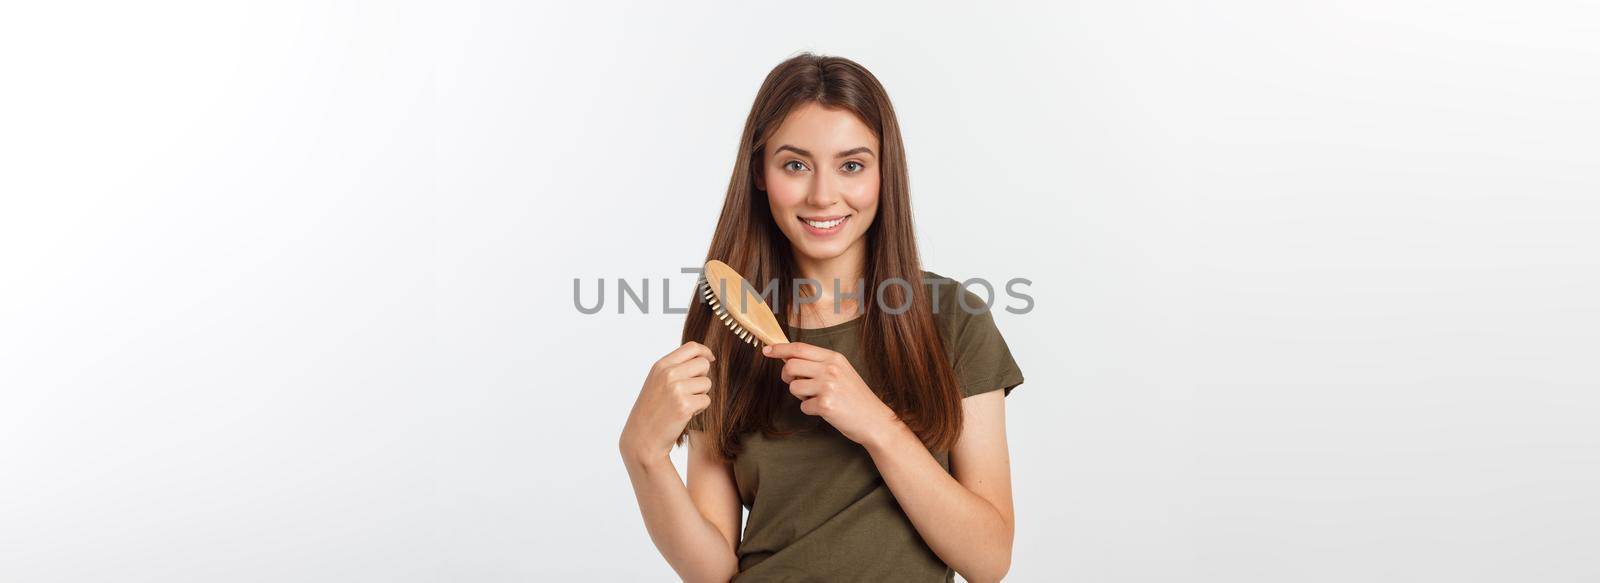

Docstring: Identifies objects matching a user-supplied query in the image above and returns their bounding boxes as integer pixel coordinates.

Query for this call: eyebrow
[774,144,877,159]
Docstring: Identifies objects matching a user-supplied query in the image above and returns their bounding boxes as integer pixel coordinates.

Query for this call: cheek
[842,175,881,215]
[765,172,809,209]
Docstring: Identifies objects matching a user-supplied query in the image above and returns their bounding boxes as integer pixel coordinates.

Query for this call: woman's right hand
[619,341,716,465]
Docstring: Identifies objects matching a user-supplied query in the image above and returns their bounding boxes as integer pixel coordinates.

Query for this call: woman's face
[758,102,880,263]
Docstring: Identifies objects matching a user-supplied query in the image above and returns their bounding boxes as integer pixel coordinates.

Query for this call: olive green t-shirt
[690,271,1025,582]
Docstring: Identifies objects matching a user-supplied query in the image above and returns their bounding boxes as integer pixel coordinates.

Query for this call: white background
[3,1,1597,581]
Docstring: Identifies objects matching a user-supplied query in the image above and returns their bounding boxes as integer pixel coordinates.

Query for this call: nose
[804,174,839,208]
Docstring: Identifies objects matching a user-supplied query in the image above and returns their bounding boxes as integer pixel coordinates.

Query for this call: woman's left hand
[763,342,903,446]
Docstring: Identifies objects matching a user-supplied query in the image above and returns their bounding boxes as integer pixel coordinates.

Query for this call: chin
[792,241,850,262]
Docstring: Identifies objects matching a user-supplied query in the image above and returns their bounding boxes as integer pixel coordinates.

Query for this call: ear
[754,167,766,192]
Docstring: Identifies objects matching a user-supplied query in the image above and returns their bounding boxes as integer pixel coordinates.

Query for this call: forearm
[862,421,1013,582]
[623,452,739,583]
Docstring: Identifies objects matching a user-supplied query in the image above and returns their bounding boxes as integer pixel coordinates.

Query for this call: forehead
[766,102,877,153]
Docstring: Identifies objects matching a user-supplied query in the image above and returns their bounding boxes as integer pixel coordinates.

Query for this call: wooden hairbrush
[698,259,790,348]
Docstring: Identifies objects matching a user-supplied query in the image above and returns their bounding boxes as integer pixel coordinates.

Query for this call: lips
[799,215,850,236]
[802,216,846,228]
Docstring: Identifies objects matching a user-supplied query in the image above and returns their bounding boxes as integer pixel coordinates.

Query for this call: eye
[784,160,809,173]
[842,161,864,173]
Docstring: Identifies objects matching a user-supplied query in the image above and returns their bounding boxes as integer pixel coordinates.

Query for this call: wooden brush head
[700,259,790,348]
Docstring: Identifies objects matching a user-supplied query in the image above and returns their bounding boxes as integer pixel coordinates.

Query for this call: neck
[792,238,868,316]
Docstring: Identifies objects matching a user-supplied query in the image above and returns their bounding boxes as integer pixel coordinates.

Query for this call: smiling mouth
[801,215,848,230]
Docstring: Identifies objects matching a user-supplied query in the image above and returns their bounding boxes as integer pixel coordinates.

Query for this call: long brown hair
[680,53,964,461]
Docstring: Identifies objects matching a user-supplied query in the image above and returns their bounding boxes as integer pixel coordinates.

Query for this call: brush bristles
[697,275,763,348]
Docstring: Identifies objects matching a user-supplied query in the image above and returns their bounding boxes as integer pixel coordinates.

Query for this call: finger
[686,393,711,414]
[799,395,824,417]
[662,341,716,366]
[675,376,712,395]
[780,358,827,384]
[670,356,712,380]
[788,379,821,399]
[761,342,834,362]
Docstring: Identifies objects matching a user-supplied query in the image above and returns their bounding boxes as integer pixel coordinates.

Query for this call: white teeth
[803,217,845,229]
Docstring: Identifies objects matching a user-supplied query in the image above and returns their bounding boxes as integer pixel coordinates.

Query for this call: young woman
[619,53,1025,582]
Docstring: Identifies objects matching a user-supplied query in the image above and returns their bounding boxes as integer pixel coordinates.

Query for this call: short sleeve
[948,292,1025,399]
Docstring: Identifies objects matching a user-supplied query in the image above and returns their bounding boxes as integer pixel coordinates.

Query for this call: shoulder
[920,270,992,334]
[920,270,1025,398]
